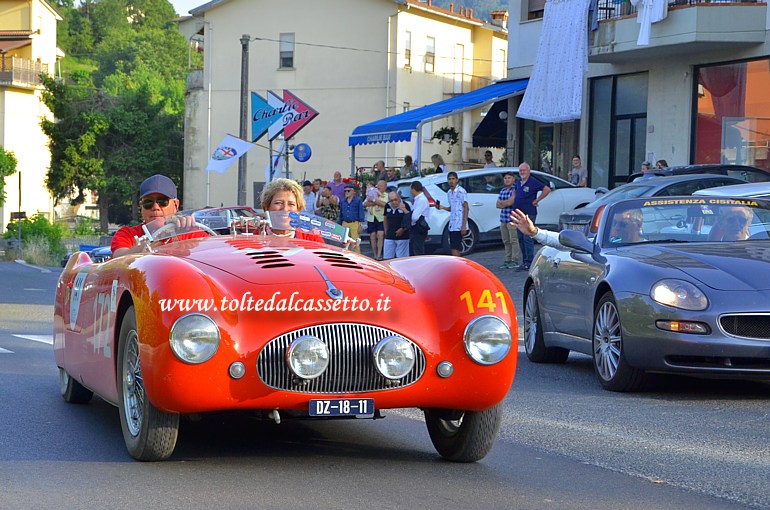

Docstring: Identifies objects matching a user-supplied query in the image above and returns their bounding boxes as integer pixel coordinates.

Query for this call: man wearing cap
[338,184,366,253]
[301,180,316,214]
[111,174,196,257]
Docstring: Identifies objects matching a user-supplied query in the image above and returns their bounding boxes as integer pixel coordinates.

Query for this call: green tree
[40,74,109,211]
[0,147,18,207]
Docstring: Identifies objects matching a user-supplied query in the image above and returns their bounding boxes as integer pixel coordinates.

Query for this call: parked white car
[394,167,597,255]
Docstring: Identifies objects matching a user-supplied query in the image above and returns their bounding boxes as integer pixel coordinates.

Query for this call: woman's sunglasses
[141,197,171,210]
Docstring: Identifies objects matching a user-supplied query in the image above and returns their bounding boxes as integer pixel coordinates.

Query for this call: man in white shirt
[483,150,497,168]
[437,171,468,256]
[409,181,431,255]
[301,181,316,214]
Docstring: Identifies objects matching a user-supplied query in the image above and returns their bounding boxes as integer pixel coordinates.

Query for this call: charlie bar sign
[251,89,319,142]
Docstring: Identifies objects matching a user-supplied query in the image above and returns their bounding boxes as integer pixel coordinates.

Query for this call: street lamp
[237,34,250,206]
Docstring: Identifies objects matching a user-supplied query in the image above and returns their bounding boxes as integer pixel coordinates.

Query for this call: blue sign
[293,143,312,162]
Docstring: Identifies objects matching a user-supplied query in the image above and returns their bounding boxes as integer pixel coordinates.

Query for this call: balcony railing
[596,0,762,21]
[0,55,48,87]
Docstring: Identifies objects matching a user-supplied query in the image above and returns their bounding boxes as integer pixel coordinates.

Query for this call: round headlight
[651,279,708,311]
[372,336,415,379]
[287,336,329,379]
[169,313,220,364]
[464,315,511,365]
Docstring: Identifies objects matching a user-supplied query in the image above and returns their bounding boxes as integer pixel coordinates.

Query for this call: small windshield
[601,198,770,247]
[141,215,216,243]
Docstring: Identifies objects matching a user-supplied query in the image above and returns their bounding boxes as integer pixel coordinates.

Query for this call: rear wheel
[117,306,179,461]
[443,221,479,256]
[523,286,569,363]
[424,404,502,462]
[59,368,93,404]
[592,292,646,392]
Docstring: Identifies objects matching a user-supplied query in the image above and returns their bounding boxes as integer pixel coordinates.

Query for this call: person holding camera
[435,171,468,257]
[409,181,431,255]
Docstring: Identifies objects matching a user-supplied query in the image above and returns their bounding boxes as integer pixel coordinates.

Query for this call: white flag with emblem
[206,135,255,174]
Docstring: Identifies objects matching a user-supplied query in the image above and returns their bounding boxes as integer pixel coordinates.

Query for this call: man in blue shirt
[513,162,551,271]
[495,171,519,269]
[338,184,366,253]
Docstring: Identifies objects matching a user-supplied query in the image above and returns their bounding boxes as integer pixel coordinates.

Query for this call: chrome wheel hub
[594,302,621,381]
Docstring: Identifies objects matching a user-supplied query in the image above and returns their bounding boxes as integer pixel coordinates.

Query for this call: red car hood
[168,236,398,286]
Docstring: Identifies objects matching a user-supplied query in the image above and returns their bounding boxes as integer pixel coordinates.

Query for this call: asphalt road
[1,255,768,509]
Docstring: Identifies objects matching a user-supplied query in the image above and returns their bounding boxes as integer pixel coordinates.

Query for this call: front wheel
[592,292,646,392]
[524,286,569,363]
[424,404,502,462]
[117,306,179,461]
[59,368,93,404]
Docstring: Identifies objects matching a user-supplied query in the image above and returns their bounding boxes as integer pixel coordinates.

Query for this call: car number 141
[309,398,375,417]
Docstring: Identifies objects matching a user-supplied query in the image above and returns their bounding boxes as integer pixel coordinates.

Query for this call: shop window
[694,58,770,171]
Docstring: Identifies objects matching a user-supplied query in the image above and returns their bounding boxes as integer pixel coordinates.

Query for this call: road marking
[12,334,54,345]
[24,288,46,291]
[0,347,12,354]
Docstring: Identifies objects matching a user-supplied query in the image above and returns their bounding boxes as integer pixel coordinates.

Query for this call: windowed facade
[589,72,648,189]
[694,58,770,171]
[279,32,295,69]
[404,31,412,69]
[519,120,578,180]
[425,36,435,74]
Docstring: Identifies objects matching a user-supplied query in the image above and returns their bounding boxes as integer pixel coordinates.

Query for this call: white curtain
[630,0,668,46]
[517,0,592,123]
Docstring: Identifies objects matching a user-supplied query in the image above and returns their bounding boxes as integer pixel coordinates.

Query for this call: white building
[506,0,770,188]
[0,0,61,233]
[181,0,507,209]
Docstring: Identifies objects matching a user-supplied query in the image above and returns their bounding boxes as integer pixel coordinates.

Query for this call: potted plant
[431,126,459,154]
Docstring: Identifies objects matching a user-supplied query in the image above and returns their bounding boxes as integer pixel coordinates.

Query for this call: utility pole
[238,34,250,206]
[17,171,21,259]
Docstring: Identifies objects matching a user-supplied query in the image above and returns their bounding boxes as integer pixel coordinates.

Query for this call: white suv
[394,167,596,255]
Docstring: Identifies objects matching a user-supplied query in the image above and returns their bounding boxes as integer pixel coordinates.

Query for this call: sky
[170,0,204,16]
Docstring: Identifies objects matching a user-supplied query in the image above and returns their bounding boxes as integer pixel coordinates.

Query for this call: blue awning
[349,79,528,146]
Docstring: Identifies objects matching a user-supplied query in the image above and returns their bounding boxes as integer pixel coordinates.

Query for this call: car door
[464,172,505,234]
[541,246,604,338]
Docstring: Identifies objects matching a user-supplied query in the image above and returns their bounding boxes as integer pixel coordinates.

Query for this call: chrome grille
[257,324,426,393]
[719,314,770,340]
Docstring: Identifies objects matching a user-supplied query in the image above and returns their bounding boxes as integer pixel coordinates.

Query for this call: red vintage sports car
[54,212,517,461]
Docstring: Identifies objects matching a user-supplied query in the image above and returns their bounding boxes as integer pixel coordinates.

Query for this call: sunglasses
[141,197,171,209]
[345,189,354,192]
[615,220,638,228]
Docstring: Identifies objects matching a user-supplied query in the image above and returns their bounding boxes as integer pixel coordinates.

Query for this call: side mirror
[558,230,593,254]
[559,229,606,264]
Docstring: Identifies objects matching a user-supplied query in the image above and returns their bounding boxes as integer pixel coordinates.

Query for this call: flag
[206,135,255,174]
[265,141,287,183]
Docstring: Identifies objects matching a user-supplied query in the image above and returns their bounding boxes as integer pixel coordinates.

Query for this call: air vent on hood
[244,249,294,269]
[314,250,363,270]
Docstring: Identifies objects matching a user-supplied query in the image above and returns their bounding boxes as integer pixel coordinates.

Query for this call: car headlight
[464,315,511,365]
[372,336,415,379]
[169,313,220,364]
[650,279,708,311]
[286,336,329,379]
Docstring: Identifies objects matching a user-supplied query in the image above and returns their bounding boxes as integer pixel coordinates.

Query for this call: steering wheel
[150,220,218,241]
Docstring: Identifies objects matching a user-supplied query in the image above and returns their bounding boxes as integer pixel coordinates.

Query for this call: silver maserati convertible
[523,196,770,391]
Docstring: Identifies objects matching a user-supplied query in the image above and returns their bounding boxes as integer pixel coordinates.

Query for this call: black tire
[592,292,646,392]
[59,368,93,404]
[443,221,479,256]
[117,306,179,461]
[523,286,569,363]
[424,403,503,462]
